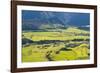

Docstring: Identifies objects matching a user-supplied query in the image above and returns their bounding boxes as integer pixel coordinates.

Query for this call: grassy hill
[22,27,90,62]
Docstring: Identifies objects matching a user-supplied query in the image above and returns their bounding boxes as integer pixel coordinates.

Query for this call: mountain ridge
[22,10,90,31]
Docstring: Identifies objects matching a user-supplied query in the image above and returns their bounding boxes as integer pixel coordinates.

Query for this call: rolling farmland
[22,27,90,62]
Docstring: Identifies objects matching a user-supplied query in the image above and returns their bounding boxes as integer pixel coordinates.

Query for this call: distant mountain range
[22,10,90,30]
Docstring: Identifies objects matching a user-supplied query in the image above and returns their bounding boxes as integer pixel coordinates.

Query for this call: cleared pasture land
[22,27,90,62]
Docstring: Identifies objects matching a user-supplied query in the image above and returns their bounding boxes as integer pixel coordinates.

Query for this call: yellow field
[22,27,90,62]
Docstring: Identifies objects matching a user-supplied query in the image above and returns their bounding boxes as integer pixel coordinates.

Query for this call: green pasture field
[22,27,90,62]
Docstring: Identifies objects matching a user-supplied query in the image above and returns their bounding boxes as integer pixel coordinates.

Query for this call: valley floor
[22,28,90,62]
